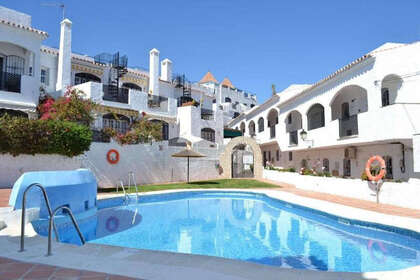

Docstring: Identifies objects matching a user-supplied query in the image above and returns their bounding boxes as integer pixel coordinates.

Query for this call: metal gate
[231,149,254,178]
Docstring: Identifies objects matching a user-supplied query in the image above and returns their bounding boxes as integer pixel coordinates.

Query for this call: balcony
[148,95,168,112]
[0,71,21,93]
[102,85,129,104]
[339,115,358,138]
[201,108,214,120]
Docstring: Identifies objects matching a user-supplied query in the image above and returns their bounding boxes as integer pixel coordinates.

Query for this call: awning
[0,101,37,113]
[224,128,242,138]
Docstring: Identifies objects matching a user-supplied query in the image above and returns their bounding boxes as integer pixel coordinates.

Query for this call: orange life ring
[106,149,119,164]
[365,155,386,182]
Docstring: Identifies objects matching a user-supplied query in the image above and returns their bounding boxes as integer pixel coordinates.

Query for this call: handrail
[128,171,139,202]
[19,183,59,252]
[47,206,85,256]
[119,181,129,203]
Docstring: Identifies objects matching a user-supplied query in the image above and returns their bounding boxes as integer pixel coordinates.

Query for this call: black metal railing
[91,129,111,143]
[289,130,298,145]
[102,85,129,104]
[339,115,358,138]
[148,95,168,111]
[270,126,276,139]
[0,71,21,93]
[201,108,214,120]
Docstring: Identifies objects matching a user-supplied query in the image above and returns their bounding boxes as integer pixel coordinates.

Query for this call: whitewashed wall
[0,142,223,188]
[264,169,420,210]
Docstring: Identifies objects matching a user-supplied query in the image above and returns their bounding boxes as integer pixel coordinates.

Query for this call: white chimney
[149,48,160,95]
[160,58,172,82]
[56,18,72,93]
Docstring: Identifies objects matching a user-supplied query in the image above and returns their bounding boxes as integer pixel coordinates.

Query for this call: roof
[199,71,218,84]
[221,77,235,88]
[0,18,48,38]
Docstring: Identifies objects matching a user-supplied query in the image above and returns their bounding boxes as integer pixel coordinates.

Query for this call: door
[341,102,350,119]
[232,148,254,178]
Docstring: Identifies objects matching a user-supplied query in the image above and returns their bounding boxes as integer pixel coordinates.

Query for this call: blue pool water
[32,191,420,272]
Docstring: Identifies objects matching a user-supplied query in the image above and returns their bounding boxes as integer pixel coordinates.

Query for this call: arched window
[240,122,245,135]
[103,113,130,134]
[122,82,142,91]
[381,74,403,107]
[250,104,255,108]
[323,158,329,173]
[248,121,256,136]
[75,72,101,85]
[258,117,264,132]
[201,128,215,142]
[225,97,232,103]
[307,104,325,130]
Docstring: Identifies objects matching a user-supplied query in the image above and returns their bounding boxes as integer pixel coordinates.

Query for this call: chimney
[149,48,160,95]
[160,58,172,82]
[56,18,72,93]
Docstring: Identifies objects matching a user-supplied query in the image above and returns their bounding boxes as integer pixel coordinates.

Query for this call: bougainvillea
[103,116,163,145]
[38,87,96,126]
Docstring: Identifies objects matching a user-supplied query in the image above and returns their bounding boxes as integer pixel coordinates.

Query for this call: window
[103,114,130,134]
[289,152,293,161]
[75,72,101,85]
[201,128,215,142]
[341,102,350,120]
[276,150,280,161]
[225,97,232,103]
[258,117,264,132]
[263,151,267,166]
[289,131,298,145]
[323,159,330,172]
[384,156,393,179]
[6,55,25,75]
[307,104,325,130]
[343,159,351,177]
[381,88,390,107]
[268,151,271,162]
[41,68,49,85]
[287,114,292,124]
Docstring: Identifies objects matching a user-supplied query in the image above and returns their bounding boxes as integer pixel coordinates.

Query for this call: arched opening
[122,82,142,92]
[225,97,232,103]
[201,127,215,142]
[0,54,25,93]
[248,121,256,137]
[103,113,130,134]
[307,103,325,130]
[258,117,264,133]
[240,122,245,135]
[285,110,302,145]
[75,72,101,85]
[231,144,254,178]
[150,119,169,140]
[330,85,368,138]
[381,74,403,106]
[267,109,278,139]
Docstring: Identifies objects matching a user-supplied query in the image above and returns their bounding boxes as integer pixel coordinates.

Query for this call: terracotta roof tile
[199,71,218,84]
[221,77,234,89]
[0,19,48,38]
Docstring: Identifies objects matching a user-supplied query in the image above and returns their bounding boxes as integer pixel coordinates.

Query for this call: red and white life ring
[365,155,386,182]
[106,216,119,232]
[106,149,119,164]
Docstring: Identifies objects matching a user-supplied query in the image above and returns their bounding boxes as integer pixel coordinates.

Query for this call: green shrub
[0,116,92,157]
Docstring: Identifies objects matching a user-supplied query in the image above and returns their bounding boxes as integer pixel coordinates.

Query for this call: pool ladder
[19,183,85,256]
[118,171,139,204]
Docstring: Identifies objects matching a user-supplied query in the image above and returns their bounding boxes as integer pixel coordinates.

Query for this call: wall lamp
[300,129,314,147]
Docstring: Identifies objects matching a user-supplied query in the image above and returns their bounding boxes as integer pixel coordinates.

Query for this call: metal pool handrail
[119,181,129,203]
[19,183,59,252]
[128,171,139,202]
[47,206,85,256]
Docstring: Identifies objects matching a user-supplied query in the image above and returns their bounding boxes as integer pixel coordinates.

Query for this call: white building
[229,42,420,181]
[0,6,258,148]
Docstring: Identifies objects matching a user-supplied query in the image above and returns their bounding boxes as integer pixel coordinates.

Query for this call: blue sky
[3,0,420,102]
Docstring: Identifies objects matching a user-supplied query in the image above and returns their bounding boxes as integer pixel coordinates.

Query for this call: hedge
[0,116,92,157]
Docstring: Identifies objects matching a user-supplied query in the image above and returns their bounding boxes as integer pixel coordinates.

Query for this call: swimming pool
[32,191,420,272]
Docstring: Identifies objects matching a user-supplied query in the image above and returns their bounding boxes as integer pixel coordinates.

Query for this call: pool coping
[0,188,419,280]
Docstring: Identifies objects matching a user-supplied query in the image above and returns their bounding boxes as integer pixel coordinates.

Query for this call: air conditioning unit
[345,147,357,159]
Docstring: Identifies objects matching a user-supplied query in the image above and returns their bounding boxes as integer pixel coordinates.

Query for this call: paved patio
[0,257,140,280]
